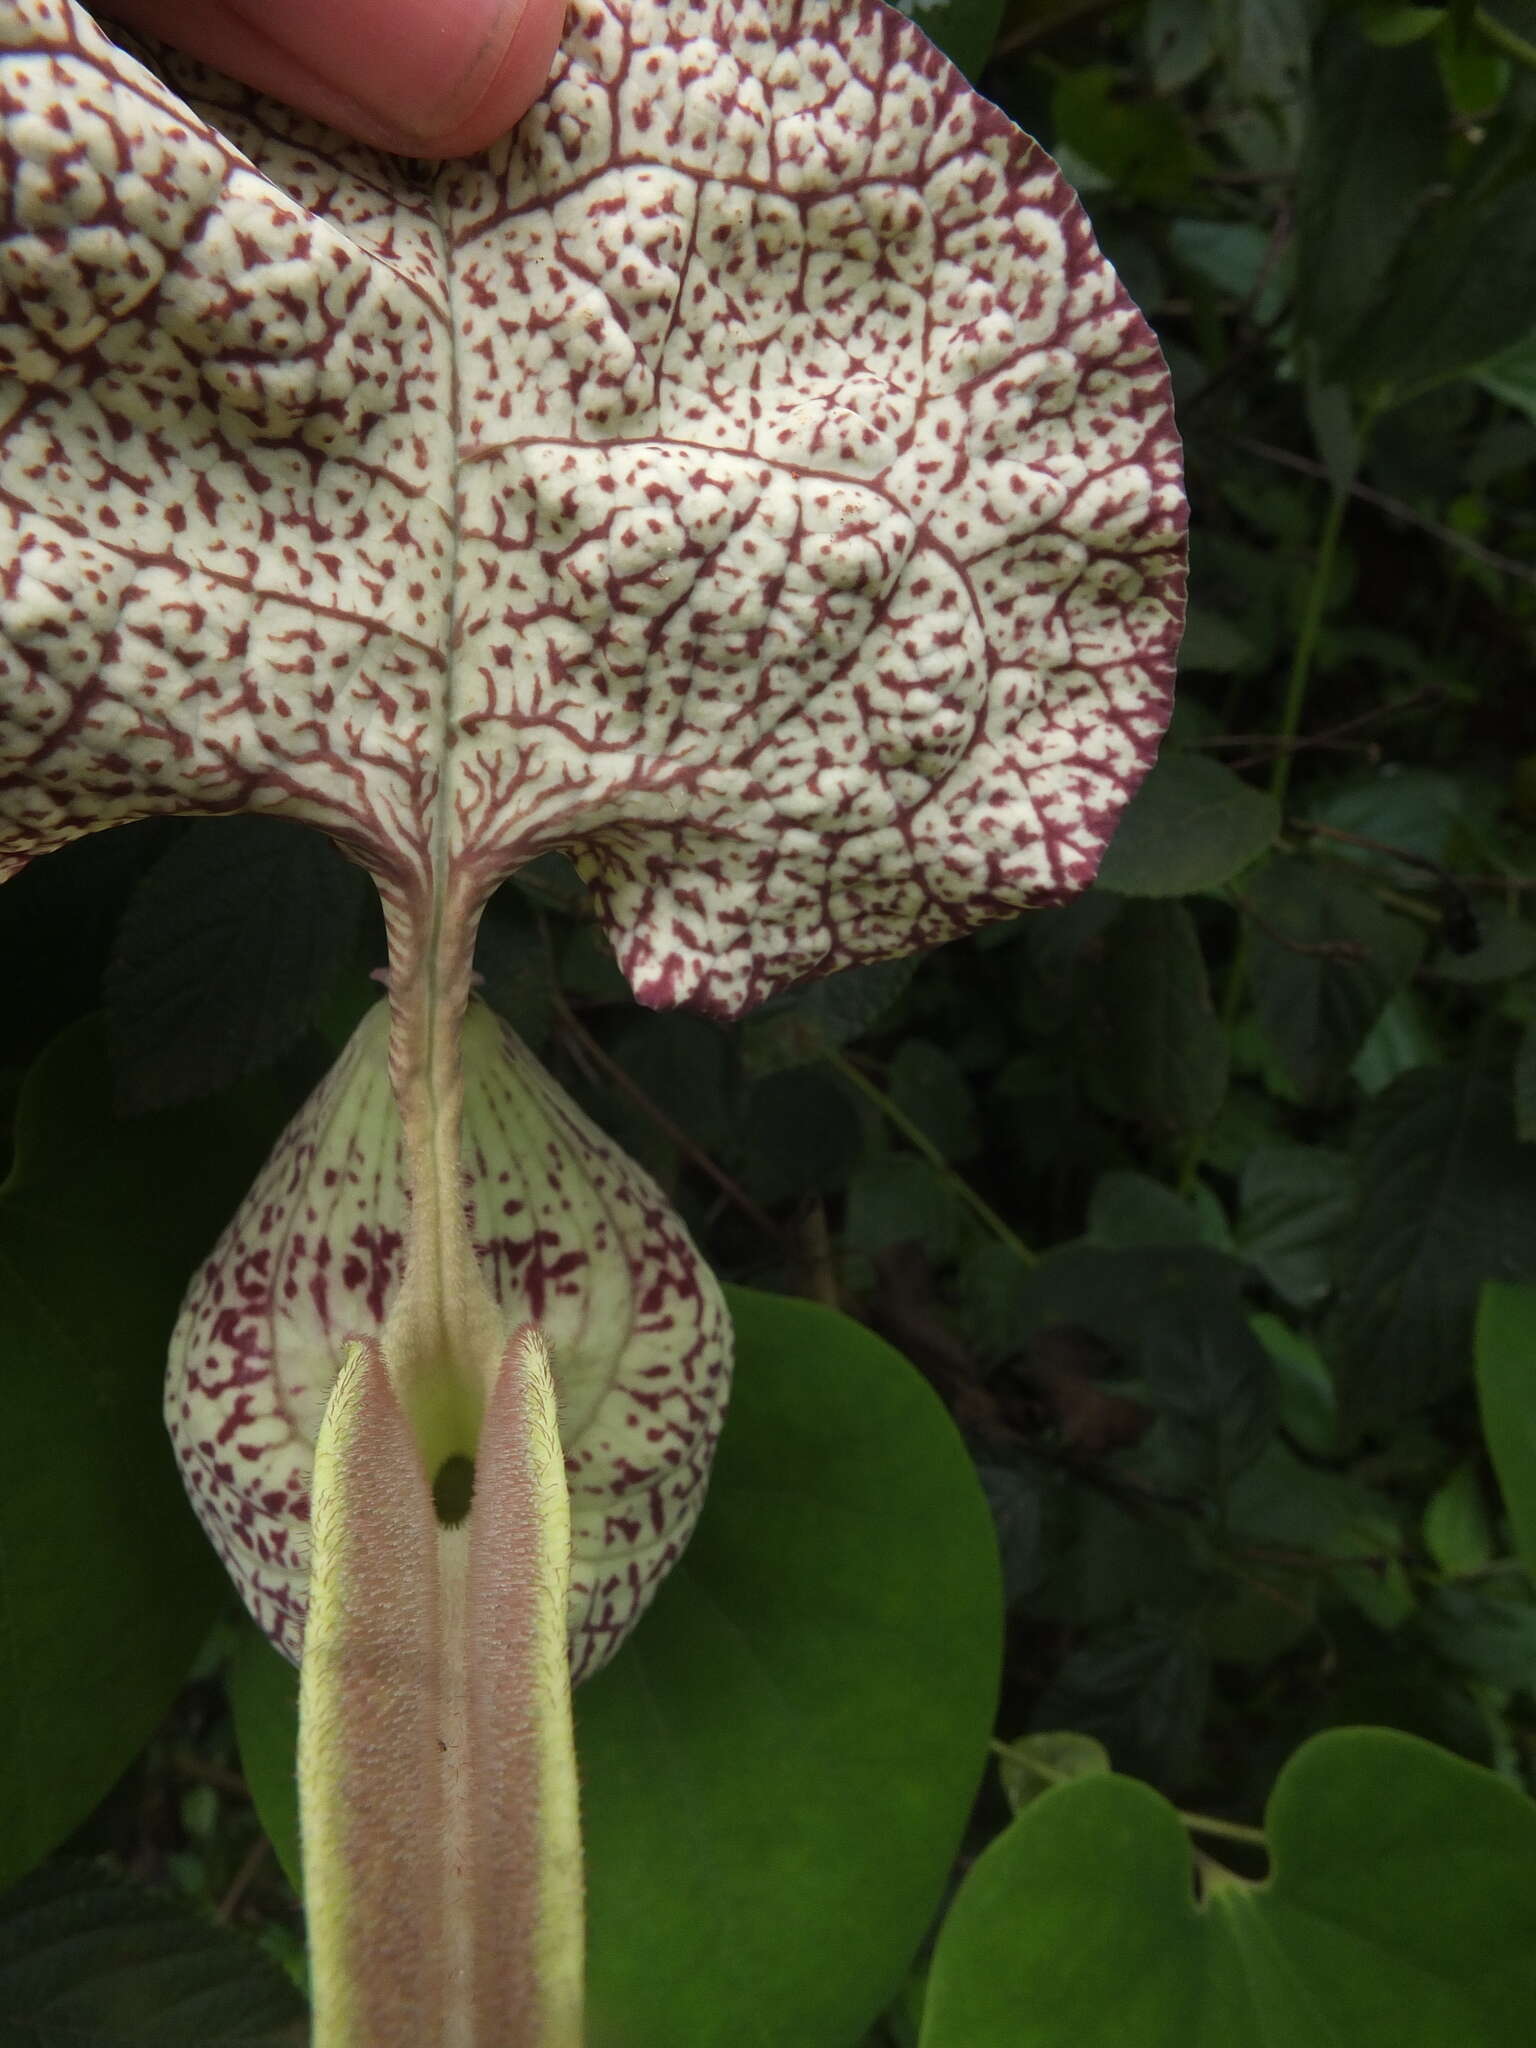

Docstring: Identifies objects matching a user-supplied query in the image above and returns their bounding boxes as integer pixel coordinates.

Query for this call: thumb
[100,0,566,155]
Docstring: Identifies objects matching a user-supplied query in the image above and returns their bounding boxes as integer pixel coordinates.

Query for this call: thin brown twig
[172,1754,250,1801]
[1292,819,1535,894]
[216,1833,271,1924]
[1233,436,1536,586]
[1221,738,1385,773]
[1236,1542,1399,1575]
[1228,893,1366,960]
[993,0,1122,56]
[547,986,787,1248]
[1189,681,1447,759]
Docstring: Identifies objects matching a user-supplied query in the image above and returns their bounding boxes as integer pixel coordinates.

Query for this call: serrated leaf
[889,1038,979,1160]
[1076,900,1228,1132]
[1037,1486,1201,1630]
[0,1861,307,2044]
[1027,1619,1209,1791]
[1336,1070,1536,1425]
[1342,166,1536,391]
[1235,1145,1353,1307]
[1013,1243,1253,1359]
[846,1152,967,1262]
[106,818,367,1111]
[1086,1168,1205,1248]
[1141,1324,1275,1490]
[1419,1581,1536,1689]
[1014,1242,1273,1486]
[1095,751,1277,897]
[1295,23,1446,374]
[1246,855,1424,1098]
[1225,1440,1412,1629]
[920,1730,1536,2048]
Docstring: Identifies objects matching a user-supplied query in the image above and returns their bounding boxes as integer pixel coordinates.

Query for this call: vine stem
[990,1744,1268,1849]
[1475,3,1536,70]
[1180,431,1366,1193]
[1269,474,1351,813]
[826,1048,1038,1269]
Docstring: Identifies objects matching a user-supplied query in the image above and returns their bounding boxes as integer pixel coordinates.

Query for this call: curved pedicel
[166,999,732,1684]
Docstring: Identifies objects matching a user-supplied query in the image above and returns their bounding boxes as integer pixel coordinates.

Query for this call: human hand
[102,0,567,156]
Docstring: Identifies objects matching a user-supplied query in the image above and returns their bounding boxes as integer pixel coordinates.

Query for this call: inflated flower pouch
[168,999,730,1679]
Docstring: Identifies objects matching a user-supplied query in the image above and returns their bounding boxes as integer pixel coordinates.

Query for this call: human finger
[101,0,566,156]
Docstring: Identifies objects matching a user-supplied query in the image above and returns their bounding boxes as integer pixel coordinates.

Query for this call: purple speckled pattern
[3,0,1185,1679]
[0,0,1184,1017]
[166,1001,731,1677]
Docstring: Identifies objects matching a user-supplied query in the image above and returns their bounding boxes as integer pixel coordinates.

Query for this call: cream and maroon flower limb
[2,0,1183,1033]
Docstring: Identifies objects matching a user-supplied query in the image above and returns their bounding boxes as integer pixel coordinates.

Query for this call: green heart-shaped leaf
[920,1727,1536,2047]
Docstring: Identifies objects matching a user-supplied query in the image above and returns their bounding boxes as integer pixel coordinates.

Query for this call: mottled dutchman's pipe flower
[0,0,1185,2035]
[167,999,730,1681]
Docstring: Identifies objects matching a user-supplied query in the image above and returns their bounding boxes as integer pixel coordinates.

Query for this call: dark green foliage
[106,818,370,1112]
[0,1862,307,2045]
[1075,901,1229,1131]
[1295,25,1446,377]
[0,1024,290,1890]
[1245,856,1424,1098]
[1095,749,1279,897]
[1335,1069,1536,1424]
